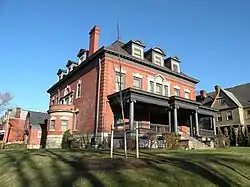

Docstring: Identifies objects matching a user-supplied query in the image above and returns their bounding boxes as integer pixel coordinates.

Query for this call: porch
[108,88,218,139]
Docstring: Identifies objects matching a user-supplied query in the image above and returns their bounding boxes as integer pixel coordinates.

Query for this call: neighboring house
[25,111,49,149]
[1,107,48,149]
[197,83,250,131]
[46,25,217,148]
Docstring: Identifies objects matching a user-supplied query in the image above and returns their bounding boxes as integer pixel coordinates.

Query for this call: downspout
[94,58,101,144]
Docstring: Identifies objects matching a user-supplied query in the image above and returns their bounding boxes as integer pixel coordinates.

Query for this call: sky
[0,0,249,112]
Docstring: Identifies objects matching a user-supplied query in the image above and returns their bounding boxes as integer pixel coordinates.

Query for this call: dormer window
[154,54,163,66]
[132,45,143,59]
[57,69,67,81]
[145,47,165,66]
[165,56,181,73]
[77,49,88,64]
[123,40,145,60]
[66,60,78,73]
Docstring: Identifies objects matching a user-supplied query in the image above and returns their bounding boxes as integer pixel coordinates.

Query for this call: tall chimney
[200,90,207,98]
[89,26,100,56]
[15,107,21,118]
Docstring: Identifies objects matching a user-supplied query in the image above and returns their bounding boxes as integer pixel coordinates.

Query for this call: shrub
[127,136,136,150]
[162,132,180,149]
[224,127,230,147]
[229,126,235,146]
[215,134,227,148]
[61,130,76,149]
[245,127,250,146]
[238,126,244,146]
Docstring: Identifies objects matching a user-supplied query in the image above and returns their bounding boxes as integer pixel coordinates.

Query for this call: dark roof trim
[77,49,88,58]
[144,47,166,57]
[66,60,78,68]
[103,48,199,84]
[57,69,67,75]
[165,56,181,63]
[123,40,146,48]
[47,46,104,93]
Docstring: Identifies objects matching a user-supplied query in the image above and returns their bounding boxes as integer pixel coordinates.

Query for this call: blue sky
[0,0,249,112]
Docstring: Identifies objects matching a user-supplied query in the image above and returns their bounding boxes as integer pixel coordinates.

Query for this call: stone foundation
[46,135,63,148]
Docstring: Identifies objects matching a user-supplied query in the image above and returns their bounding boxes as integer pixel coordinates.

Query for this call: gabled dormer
[145,47,166,66]
[66,60,78,73]
[123,40,145,59]
[165,56,181,73]
[77,49,88,64]
[57,69,67,81]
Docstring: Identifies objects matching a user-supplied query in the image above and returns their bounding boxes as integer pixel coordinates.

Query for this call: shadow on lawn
[1,149,250,187]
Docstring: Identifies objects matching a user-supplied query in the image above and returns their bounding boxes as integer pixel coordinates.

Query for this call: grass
[0,148,250,186]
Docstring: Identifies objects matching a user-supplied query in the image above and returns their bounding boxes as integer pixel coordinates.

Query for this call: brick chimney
[15,107,21,118]
[88,26,100,56]
[215,85,220,94]
[200,90,207,98]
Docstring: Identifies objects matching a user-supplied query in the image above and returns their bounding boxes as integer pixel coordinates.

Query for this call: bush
[224,127,230,147]
[229,126,235,146]
[245,127,250,146]
[162,132,180,149]
[238,126,244,146]
[215,134,227,148]
[61,130,78,149]
[127,136,136,150]
[4,143,26,149]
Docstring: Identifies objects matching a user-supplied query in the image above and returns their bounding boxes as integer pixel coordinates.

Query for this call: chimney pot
[200,90,207,98]
[89,26,100,56]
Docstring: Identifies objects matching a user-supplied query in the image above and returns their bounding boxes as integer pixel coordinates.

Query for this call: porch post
[212,116,217,136]
[195,110,199,136]
[168,109,172,132]
[173,107,178,135]
[129,99,135,131]
[189,113,193,136]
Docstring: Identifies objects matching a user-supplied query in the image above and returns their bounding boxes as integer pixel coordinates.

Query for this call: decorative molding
[60,116,69,120]
[115,68,127,74]
[184,88,190,93]
[50,116,56,120]
[132,73,143,78]
[174,85,180,89]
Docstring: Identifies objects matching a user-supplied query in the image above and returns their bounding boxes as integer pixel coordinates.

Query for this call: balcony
[48,104,75,114]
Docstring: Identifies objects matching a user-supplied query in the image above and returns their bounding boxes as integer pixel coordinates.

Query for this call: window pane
[133,47,142,58]
[149,81,154,92]
[60,120,68,131]
[156,83,163,94]
[50,120,55,130]
[164,85,169,96]
[133,77,142,89]
[115,72,125,90]
[185,92,190,99]
[173,64,179,72]
[77,84,81,97]
[174,88,180,96]
[226,111,233,120]
[155,55,162,65]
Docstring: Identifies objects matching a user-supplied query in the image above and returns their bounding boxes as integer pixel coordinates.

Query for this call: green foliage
[244,127,250,146]
[4,143,26,149]
[238,126,244,146]
[127,136,136,150]
[218,127,223,135]
[229,126,236,146]
[162,132,180,149]
[61,130,78,149]
[224,127,230,147]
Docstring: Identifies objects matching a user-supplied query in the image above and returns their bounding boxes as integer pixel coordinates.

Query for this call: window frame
[226,111,233,121]
[132,45,143,59]
[50,120,55,131]
[172,61,180,73]
[153,53,163,66]
[217,113,222,122]
[133,76,142,89]
[174,87,180,97]
[115,72,126,91]
[76,82,81,98]
[60,120,68,131]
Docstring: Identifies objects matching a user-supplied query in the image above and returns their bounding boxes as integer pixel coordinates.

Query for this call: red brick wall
[28,128,41,145]
[99,56,196,133]
[7,118,25,143]
[48,58,99,135]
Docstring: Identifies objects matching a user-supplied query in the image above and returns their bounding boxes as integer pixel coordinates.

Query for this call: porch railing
[199,129,215,138]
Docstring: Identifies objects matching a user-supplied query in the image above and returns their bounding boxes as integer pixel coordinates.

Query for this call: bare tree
[0,92,12,111]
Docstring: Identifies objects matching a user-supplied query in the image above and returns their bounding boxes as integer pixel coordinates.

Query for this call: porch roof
[107,88,218,116]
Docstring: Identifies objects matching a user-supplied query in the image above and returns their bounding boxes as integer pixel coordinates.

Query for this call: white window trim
[115,68,127,74]
[184,88,190,93]
[171,61,180,73]
[60,116,69,120]
[226,111,233,120]
[132,73,143,78]
[132,45,144,59]
[173,85,181,96]
[76,80,82,99]
[153,53,164,66]
[147,75,170,96]
[50,116,56,120]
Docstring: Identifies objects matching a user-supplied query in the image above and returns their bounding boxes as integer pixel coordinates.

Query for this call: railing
[199,129,215,138]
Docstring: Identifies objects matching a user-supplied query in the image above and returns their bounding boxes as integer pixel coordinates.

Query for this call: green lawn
[0,148,250,187]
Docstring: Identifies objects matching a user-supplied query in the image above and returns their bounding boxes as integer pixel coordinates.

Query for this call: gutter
[93,58,101,144]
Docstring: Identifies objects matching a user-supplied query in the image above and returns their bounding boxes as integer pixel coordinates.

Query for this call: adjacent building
[1,107,48,148]
[46,25,217,148]
[197,83,250,131]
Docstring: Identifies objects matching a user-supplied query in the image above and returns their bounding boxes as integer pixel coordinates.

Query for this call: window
[164,85,169,96]
[185,92,190,99]
[60,120,68,131]
[174,88,180,96]
[247,110,250,119]
[154,55,162,65]
[51,99,55,105]
[149,81,154,92]
[156,83,163,95]
[172,63,180,73]
[56,97,59,104]
[50,120,55,130]
[115,72,125,91]
[217,113,222,121]
[76,83,81,98]
[226,111,233,120]
[133,47,142,59]
[37,131,42,139]
[133,77,142,89]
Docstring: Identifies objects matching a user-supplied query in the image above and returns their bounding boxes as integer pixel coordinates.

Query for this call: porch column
[212,116,217,136]
[129,99,135,131]
[195,110,199,136]
[168,109,172,132]
[189,113,193,136]
[173,107,178,135]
